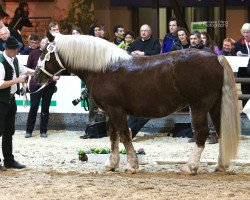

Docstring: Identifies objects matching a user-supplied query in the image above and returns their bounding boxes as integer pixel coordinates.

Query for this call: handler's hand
[52,76,60,81]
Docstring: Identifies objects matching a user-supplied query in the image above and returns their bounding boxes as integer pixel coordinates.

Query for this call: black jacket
[127,36,161,56]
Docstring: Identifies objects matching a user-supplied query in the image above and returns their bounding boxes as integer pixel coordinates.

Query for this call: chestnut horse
[34,31,240,174]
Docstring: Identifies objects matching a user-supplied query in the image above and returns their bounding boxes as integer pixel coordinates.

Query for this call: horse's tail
[218,55,240,167]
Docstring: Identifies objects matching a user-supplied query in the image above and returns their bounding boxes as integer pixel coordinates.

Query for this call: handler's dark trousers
[128,116,150,138]
[26,84,55,134]
[0,98,16,162]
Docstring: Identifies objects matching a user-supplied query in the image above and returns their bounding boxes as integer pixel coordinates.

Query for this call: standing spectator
[20,33,39,55]
[71,26,82,35]
[99,24,108,40]
[171,27,190,51]
[162,17,180,53]
[220,38,235,56]
[0,36,34,169]
[25,37,59,138]
[127,24,161,138]
[48,21,70,76]
[234,23,250,107]
[118,31,135,51]
[89,25,101,37]
[9,2,33,32]
[113,25,125,46]
[201,31,220,55]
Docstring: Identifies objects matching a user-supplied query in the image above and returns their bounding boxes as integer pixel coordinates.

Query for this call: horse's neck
[77,71,95,91]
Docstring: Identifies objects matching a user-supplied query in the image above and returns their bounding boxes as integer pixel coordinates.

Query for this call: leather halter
[31,42,65,94]
[37,42,65,77]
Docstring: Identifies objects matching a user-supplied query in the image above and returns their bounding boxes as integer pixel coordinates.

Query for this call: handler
[0,36,34,169]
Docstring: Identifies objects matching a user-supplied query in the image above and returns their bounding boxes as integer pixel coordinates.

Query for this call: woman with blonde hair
[234,23,250,107]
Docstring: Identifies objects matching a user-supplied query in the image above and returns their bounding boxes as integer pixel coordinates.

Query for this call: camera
[72,88,89,106]
[72,96,84,106]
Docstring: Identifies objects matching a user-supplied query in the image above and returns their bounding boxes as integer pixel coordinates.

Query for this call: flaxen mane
[54,35,132,72]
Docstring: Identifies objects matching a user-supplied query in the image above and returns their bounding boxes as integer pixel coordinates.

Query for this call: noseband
[37,42,65,77]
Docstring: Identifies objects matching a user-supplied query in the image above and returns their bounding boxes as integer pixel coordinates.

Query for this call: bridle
[37,42,66,77]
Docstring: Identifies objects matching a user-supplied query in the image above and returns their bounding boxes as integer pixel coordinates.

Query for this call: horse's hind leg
[182,108,209,175]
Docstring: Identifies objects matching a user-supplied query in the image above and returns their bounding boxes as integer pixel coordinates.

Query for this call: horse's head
[34,31,65,85]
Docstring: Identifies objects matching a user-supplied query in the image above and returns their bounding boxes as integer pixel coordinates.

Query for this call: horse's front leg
[120,128,139,174]
[107,110,139,173]
[105,121,120,171]
[182,110,208,175]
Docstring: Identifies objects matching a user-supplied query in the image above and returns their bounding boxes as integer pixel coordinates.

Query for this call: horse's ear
[46,30,55,42]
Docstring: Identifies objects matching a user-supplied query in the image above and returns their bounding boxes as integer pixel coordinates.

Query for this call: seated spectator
[201,31,220,55]
[71,26,82,35]
[234,23,250,107]
[127,24,161,138]
[20,33,39,55]
[220,38,235,56]
[171,27,190,51]
[0,15,23,49]
[1,12,10,26]
[189,30,211,52]
[118,31,135,50]
[0,26,10,51]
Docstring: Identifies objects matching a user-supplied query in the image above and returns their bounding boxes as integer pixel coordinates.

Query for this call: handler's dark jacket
[0,54,19,104]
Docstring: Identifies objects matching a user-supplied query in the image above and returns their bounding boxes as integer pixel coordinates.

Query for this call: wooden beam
[169,0,189,31]
[151,0,159,38]
[219,0,226,48]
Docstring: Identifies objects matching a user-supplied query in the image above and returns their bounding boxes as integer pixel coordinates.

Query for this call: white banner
[16,76,88,113]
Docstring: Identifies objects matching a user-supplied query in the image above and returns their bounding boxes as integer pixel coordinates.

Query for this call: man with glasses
[127,24,161,56]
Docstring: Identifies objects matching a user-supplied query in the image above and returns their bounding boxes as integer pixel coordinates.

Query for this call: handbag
[83,121,108,139]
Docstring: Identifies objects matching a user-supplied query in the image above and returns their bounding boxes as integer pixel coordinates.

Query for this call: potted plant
[78,149,88,161]
[78,147,146,164]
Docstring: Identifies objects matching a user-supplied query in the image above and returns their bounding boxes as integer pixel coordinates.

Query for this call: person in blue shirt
[161,17,180,53]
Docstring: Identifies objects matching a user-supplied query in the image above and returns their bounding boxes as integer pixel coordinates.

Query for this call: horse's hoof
[215,166,226,172]
[125,168,137,174]
[104,159,119,171]
[181,164,197,175]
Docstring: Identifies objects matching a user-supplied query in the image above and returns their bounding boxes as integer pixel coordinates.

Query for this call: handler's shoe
[25,132,32,138]
[0,164,7,171]
[4,160,26,169]
[40,132,47,138]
